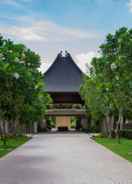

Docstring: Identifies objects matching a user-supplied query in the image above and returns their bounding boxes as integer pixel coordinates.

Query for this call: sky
[0,0,132,73]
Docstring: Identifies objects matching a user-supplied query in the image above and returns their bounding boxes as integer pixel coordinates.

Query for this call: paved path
[0,133,132,184]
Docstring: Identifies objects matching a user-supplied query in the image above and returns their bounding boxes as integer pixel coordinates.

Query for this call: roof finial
[60,50,63,55]
[58,50,70,58]
[60,50,66,57]
[65,50,69,57]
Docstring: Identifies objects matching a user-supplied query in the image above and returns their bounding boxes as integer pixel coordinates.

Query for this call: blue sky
[0,0,132,72]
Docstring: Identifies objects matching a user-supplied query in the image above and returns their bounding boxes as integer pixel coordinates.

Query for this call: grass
[95,137,132,162]
[0,136,30,158]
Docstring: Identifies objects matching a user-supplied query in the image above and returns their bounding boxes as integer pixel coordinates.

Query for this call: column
[33,122,38,134]
[81,116,88,131]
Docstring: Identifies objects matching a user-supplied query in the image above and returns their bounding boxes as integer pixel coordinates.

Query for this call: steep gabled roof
[44,51,84,93]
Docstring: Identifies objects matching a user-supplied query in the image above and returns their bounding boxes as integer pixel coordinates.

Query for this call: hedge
[121,129,132,139]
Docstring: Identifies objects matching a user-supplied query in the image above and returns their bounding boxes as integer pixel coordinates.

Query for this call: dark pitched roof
[44,51,84,92]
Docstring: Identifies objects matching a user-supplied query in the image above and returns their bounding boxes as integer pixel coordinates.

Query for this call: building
[42,51,88,131]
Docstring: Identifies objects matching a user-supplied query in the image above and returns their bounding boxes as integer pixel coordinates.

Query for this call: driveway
[0,133,132,184]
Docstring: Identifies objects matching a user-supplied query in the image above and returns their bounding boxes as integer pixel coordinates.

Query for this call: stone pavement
[0,133,132,184]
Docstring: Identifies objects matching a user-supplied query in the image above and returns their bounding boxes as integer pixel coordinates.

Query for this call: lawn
[0,136,30,158]
[95,137,132,162]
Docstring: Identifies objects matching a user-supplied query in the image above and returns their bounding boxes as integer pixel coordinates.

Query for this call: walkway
[0,133,132,184]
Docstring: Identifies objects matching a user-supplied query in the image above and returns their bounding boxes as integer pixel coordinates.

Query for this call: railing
[48,103,83,109]
[46,108,86,116]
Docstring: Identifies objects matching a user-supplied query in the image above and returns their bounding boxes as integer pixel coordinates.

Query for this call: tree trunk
[101,115,115,138]
[0,120,7,147]
[12,118,20,136]
[107,115,115,138]
[116,108,123,143]
[101,117,109,137]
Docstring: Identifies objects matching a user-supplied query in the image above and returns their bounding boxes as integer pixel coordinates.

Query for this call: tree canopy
[0,35,51,139]
[81,27,132,137]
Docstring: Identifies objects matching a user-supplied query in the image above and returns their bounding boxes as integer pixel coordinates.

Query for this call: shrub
[121,129,132,139]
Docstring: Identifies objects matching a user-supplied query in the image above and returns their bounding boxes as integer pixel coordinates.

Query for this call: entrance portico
[45,107,88,131]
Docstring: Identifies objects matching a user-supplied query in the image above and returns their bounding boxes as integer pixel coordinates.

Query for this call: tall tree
[0,35,51,144]
[81,27,132,138]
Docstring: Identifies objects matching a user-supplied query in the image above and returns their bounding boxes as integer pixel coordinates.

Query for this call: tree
[0,35,51,145]
[81,27,132,139]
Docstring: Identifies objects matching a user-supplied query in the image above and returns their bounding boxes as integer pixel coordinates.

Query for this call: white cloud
[39,57,53,74]
[75,51,100,73]
[0,21,99,43]
[0,17,102,74]
[128,0,132,13]
[9,26,45,41]
[0,20,100,43]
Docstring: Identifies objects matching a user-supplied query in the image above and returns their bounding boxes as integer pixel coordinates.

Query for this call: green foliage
[46,117,56,129]
[81,27,132,123]
[70,117,77,128]
[0,136,29,157]
[0,35,51,136]
[121,129,132,139]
